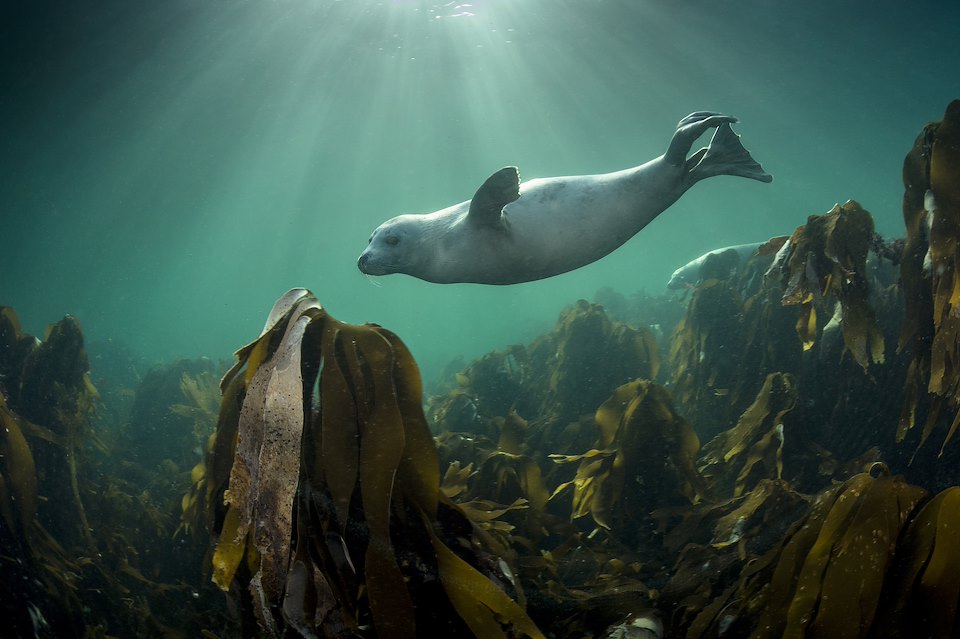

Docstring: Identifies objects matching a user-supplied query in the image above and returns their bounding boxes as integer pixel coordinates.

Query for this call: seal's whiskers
[363,273,383,287]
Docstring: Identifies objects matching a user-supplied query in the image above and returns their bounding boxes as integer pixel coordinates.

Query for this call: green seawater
[2,0,958,380]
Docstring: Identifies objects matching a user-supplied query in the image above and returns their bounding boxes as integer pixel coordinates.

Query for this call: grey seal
[667,242,766,289]
[358,112,772,285]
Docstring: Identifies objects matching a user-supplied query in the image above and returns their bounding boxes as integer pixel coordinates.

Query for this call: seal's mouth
[357,252,388,276]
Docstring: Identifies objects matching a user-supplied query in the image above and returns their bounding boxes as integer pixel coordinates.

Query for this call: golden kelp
[175,370,222,540]
[551,380,706,539]
[459,346,534,423]
[0,310,98,547]
[773,469,922,639]
[16,314,98,549]
[898,99,960,455]
[0,308,106,634]
[170,369,221,448]
[430,300,660,438]
[545,300,660,421]
[927,101,960,402]
[666,242,808,447]
[687,469,926,639]
[873,486,960,637]
[668,263,748,438]
[699,372,797,498]
[203,288,544,638]
[738,275,803,394]
[657,479,809,636]
[709,479,808,555]
[429,300,662,486]
[0,391,38,547]
[773,200,885,370]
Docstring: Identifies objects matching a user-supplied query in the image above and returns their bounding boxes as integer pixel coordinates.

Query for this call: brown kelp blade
[207,289,544,638]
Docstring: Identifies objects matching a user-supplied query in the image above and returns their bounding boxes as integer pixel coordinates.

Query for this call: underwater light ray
[106,3,395,332]
[48,2,398,361]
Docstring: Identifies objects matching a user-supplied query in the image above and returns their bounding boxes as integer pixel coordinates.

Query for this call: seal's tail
[683,123,773,188]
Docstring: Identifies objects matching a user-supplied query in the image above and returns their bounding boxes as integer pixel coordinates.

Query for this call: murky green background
[2,0,958,379]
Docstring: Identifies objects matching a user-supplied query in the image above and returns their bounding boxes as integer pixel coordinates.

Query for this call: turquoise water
[2,0,958,379]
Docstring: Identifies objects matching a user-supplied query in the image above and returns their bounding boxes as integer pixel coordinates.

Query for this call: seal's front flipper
[468,166,521,228]
[683,123,773,187]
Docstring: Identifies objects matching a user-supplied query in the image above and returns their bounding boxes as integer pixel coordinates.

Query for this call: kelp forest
[3,101,960,639]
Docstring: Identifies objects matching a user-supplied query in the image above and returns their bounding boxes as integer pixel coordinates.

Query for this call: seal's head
[666,267,690,290]
[358,215,425,277]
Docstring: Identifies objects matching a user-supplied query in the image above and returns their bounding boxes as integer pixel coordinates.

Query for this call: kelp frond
[898,99,960,456]
[202,288,545,638]
[772,200,885,370]
[551,380,706,539]
[699,373,798,498]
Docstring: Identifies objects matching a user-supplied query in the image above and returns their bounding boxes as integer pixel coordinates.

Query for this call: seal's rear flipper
[684,123,773,187]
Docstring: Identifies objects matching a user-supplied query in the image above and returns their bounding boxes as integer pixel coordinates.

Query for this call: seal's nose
[357,253,368,272]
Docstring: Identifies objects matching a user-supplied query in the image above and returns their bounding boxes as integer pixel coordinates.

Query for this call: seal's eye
[385,235,400,246]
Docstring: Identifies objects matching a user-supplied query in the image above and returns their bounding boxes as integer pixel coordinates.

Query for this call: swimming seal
[358,111,772,285]
[667,242,767,289]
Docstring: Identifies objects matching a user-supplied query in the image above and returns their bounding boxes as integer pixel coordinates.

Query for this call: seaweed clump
[686,466,930,638]
[429,300,661,484]
[192,288,544,638]
[1,307,236,638]
[899,99,960,456]
[0,308,95,635]
[667,241,798,439]
[551,379,706,544]
[771,199,885,369]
